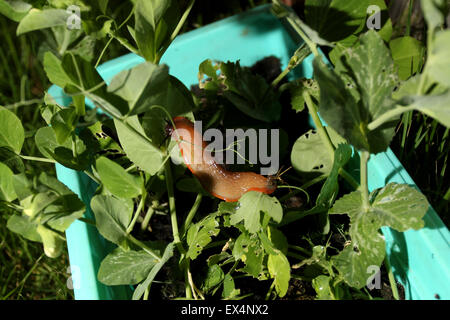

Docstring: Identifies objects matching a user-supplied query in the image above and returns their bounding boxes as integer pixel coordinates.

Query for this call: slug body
[168,117,276,202]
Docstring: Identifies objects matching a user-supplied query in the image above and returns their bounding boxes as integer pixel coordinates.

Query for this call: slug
[167,117,276,202]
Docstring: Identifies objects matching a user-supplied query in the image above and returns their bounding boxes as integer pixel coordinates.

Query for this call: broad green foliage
[90,194,133,247]
[96,156,143,199]
[98,245,163,285]
[304,0,369,42]
[230,191,282,234]
[0,0,31,22]
[186,214,220,260]
[389,36,425,81]
[198,59,281,122]
[290,127,346,178]
[330,183,428,288]
[134,0,179,63]
[314,30,398,154]
[0,107,25,154]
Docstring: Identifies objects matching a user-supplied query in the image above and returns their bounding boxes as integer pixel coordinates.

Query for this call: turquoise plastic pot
[49,5,450,300]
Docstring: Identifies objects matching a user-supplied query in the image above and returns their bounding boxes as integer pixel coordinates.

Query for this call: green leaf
[17,8,71,35]
[12,173,33,200]
[36,224,64,258]
[43,52,72,89]
[107,62,169,115]
[405,90,450,128]
[222,273,240,299]
[329,183,428,288]
[314,30,398,153]
[134,0,179,62]
[96,156,143,199]
[305,0,369,42]
[232,231,265,278]
[90,195,133,247]
[202,264,225,292]
[390,36,425,81]
[132,242,174,300]
[113,116,164,176]
[142,76,194,146]
[200,60,281,122]
[426,30,450,87]
[0,107,25,154]
[21,192,59,218]
[286,78,319,113]
[0,147,25,173]
[290,127,346,178]
[0,162,17,202]
[230,191,282,234]
[98,246,161,285]
[421,0,448,30]
[42,194,85,232]
[50,107,78,144]
[6,214,40,242]
[186,214,220,260]
[0,0,32,22]
[35,126,91,170]
[312,275,333,299]
[267,250,291,297]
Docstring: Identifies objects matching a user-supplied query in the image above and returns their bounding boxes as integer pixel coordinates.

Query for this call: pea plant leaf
[389,36,425,81]
[290,127,346,179]
[314,30,398,154]
[132,242,174,300]
[113,116,164,176]
[6,214,41,242]
[202,264,225,293]
[329,183,428,288]
[0,162,17,202]
[35,126,92,170]
[186,214,220,260]
[107,62,170,115]
[98,245,163,285]
[36,224,64,258]
[425,30,450,88]
[17,8,71,35]
[0,0,31,22]
[304,0,369,42]
[421,0,448,31]
[90,194,134,247]
[50,107,78,144]
[199,60,281,123]
[267,250,291,297]
[134,0,179,62]
[0,147,24,174]
[230,191,282,234]
[0,107,25,154]
[96,156,143,199]
[232,231,265,278]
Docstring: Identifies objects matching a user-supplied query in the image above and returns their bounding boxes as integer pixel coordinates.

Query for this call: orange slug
[167,117,276,202]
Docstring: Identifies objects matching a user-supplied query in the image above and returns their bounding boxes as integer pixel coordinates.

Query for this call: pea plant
[0,0,449,300]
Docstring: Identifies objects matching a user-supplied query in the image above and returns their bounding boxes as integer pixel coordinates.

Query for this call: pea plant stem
[126,192,146,234]
[19,155,56,163]
[384,255,400,300]
[181,193,203,237]
[303,91,335,158]
[155,0,195,64]
[164,160,185,254]
[360,151,370,211]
